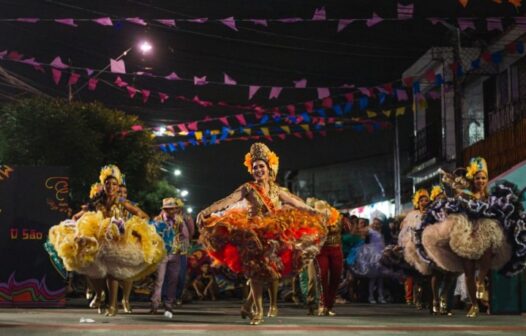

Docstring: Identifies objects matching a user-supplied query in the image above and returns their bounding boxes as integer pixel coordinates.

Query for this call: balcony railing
[487,100,526,135]
[464,116,526,177]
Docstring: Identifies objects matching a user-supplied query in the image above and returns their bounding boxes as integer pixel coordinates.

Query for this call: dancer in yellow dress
[197,143,327,325]
[48,165,165,316]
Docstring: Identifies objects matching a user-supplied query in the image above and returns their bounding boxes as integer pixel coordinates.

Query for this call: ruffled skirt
[48,211,166,280]
[199,208,327,281]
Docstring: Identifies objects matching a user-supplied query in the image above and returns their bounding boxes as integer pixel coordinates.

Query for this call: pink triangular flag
[20,57,40,67]
[156,19,176,27]
[86,68,94,76]
[224,73,237,85]
[249,85,260,99]
[486,18,503,31]
[235,114,247,126]
[177,124,189,133]
[0,50,6,59]
[220,17,238,31]
[50,56,68,69]
[428,18,447,26]
[16,18,39,23]
[165,72,181,80]
[366,12,383,27]
[187,121,198,131]
[159,92,169,103]
[188,18,208,23]
[88,78,98,90]
[194,76,208,85]
[277,134,286,140]
[114,76,128,87]
[131,125,143,131]
[127,86,138,98]
[337,19,355,32]
[125,17,147,26]
[312,7,326,21]
[249,19,268,27]
[55,18,77,27]
[277,18,303,23]
[68,72,80,85]
[269,87,283,99]
[219,117,230,126]
[7,51,23,60]
[358,87,372,97]
[427,91,441,100]
[93,17,113,26]
[396,89,408,101]
[294,78,307,88]
[141,89,150,103]
[51,68,62,85]
[458,18,475,31]
[317,87,330,99]
[110,58,126,74]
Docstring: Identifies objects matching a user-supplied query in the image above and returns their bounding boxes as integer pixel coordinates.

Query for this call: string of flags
[2,1,522,34]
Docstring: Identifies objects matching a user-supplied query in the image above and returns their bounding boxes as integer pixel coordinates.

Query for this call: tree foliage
[0,97,168,209]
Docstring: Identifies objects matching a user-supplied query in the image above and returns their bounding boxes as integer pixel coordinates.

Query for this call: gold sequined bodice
[243,182,282,217]
[324,220,342,246]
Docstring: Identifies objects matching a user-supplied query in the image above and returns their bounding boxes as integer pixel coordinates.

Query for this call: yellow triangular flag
[367,110,377,118]
[211,130,220,135]
[382,110,392,117]
[281,126,291,134]
[261,127,270,136]
[300,124,310,132]
[244,128,252,135]
[195,131,203,140]
[395,107,405,116]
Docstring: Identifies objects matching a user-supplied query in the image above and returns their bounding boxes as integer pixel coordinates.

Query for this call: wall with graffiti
[0,165,70,307]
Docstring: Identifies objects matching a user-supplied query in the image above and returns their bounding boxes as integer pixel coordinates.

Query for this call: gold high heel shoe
[249,313,263,325]
[122,299,132,313]
[432,300,439,315]
[439,296,452,316]
[466,304,479,318]
[476,281,485,300]
[267,305,278,317]
[105,305,118,317]
[240,306,253,320]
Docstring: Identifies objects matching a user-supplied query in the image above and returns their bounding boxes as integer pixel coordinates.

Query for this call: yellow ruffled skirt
[48,211,165,280]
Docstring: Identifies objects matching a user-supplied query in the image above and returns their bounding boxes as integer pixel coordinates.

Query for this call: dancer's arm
[197,185,247,222]
[121,200,149,219]
[278,189,317,212]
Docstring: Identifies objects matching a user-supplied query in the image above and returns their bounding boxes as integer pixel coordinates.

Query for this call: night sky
[0,0,522,210]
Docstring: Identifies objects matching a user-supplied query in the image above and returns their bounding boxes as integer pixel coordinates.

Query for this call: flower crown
[89,182,103,199]
[412,188,429,209]
[430,185,444,201]
[243,143,279,178]
[465,157,488,180]
[99,164,123,185]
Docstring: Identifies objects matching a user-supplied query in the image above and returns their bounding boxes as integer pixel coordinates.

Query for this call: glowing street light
[186,207,193,214]
[139,41,153,54]
[180,189,189,197]
[174,169,182,176]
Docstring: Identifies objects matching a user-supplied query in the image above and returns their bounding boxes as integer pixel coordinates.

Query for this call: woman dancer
[416,157,526,317]
[49,165,165,316]
[197,143,327,325]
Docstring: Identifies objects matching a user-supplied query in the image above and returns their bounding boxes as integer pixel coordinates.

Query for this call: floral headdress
[89,182,103,199]
[412,188,430,209]
[430,185,444,201]
[243,143,279,179]
[99,164,123,185]
[465,157,488,180]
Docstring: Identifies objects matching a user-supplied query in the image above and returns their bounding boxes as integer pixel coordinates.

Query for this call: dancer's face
[119,186,128,199]
[252,160,269,182]
[104,177,120,197]
[418,196,430,211]
[473,172,488,192]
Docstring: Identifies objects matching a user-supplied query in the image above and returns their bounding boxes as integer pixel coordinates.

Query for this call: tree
[138,180,181,216]
[0,97,168,209]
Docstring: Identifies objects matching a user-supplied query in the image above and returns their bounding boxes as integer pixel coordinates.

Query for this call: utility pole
[393,116,402,215]
[453,28,464,167]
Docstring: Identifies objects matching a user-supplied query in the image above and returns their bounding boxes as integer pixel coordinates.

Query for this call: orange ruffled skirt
[200,208,327,281]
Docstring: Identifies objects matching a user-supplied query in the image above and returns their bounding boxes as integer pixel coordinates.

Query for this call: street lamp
[180,189,189,197]
[139,41,153,55]
[174,169,182,176]
[186,207,193,214]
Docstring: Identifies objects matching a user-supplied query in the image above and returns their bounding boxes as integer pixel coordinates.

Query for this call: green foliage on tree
[0,97,168,210]
[138,180,181,216]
